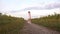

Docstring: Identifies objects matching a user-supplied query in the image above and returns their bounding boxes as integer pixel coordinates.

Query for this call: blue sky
[0,0,60,19]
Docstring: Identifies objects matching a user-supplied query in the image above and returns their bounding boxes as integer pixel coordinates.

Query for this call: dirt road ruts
[20,23,60,34]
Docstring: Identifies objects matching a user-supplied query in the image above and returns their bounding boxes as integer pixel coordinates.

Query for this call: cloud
[19,2,60,11]
[9,8,60,20]
[9,2,60,14]
[45,3,60,9]
[1,0,60,13]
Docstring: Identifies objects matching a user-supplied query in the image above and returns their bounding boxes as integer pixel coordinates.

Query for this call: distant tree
[0,13,2,16]
[54,12,57,16]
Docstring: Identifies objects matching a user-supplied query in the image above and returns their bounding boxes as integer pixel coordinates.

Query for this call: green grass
[32,14,60,31]
[0,13,25,34]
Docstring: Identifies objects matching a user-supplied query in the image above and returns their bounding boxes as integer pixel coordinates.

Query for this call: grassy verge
[32,14,60,31]
[0,13,25,34]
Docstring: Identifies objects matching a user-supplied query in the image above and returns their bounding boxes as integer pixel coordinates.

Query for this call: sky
[0,0,60,20]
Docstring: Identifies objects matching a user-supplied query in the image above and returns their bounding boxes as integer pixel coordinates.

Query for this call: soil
[20,23,60,34]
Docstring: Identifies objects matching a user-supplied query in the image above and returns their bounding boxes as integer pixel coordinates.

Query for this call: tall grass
[32,13,60,31]
[0,13,25,34]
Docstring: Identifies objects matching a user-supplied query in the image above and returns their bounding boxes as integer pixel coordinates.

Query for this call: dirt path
[20,23,60,34]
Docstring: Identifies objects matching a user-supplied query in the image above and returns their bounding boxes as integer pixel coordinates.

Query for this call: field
[0,13,25,34]
[32,13,60,31]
